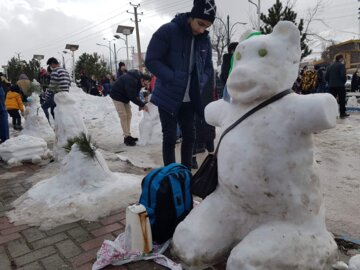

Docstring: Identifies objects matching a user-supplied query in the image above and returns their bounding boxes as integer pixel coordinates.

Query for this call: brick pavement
[0,163,227,270]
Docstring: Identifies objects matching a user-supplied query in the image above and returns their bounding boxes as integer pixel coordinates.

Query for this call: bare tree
[211,17,228,66]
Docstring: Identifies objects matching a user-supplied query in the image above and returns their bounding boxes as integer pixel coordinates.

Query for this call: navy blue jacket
[145,13,213,115]
[110,70,146,107]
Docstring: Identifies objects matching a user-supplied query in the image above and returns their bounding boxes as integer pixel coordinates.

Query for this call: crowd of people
[0,0,356,171]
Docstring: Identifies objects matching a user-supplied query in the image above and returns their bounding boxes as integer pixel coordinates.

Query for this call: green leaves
[63,132,96,159]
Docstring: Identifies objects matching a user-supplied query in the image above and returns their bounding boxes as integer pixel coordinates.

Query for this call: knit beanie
[190,0,216,23]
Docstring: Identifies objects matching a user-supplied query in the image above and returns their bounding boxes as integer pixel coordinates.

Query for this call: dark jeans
[41,94,56,121]
[0,87,9,142]
[7,109,21,127]
[158,102,195,168]
[329,86,346,115]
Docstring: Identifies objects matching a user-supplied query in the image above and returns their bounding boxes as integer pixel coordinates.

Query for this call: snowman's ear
[238,29,262,43]
[272,21,300,48]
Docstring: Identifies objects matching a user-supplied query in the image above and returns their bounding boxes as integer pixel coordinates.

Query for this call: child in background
[5,85,24,130]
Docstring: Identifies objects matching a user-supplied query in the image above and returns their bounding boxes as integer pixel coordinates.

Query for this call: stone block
[31,233,68,250]
[14,246,56,267]
[56,239,82,259]
[7,238,31,258]
[22,228,46,242]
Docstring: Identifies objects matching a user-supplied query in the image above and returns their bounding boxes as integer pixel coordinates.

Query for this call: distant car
[345,74,352,91]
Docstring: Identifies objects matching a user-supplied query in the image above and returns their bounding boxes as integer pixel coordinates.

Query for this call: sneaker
[340,113,350,118]
[128,136,138,141]
[124,136,136,146]
[191,156,198,169]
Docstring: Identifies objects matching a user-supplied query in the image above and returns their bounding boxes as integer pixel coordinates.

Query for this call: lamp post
[248,0,261,31]
[96,42,115,73]
[33,54,44,74]
[65,44,79,82]
[116,25,134,69]
[215,16,247,45]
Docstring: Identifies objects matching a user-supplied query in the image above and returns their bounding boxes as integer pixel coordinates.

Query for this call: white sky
[0,0,358,71]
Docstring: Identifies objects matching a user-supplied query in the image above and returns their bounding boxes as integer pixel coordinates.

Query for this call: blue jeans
[41,92,56,121]
[0,87,9,142]
[158,102,195,168]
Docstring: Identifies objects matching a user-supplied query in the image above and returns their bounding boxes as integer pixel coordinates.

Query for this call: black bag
[191,89,293,199]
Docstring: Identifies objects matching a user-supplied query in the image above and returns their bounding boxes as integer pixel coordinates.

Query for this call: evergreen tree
[260,0,311,59]
[6,58,40,84]
[74,53,109,80]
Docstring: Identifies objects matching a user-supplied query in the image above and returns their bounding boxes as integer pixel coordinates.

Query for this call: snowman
[172,21,339,270]
[53,92,87,160]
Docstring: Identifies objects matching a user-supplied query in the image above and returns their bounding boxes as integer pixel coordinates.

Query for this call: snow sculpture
[20,94,55,144]
[172,21,339,269]
[53,92,88,160]
[0,135,52,165]
[138,100,162,145]
[7,143,142,229]
[349,255,360,270]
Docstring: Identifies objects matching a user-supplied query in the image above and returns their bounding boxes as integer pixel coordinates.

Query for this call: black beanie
[190,0,216,23]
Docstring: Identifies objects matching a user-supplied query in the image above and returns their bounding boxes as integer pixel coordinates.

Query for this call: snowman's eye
[258,48,267,57]
[235,52,241,61]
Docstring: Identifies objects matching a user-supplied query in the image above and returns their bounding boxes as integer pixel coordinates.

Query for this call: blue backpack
[139,163,193,244]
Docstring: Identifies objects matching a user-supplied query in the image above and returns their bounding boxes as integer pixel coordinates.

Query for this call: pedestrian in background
[351,70,359,92]
[0,73,10,143]
[116,62,127,79]
[325,54,349,118]
[145,0,216,169]
[5,85,24,130]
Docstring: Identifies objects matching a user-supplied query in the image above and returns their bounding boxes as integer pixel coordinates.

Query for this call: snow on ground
[314,113,360,239]
[7,144,142,229]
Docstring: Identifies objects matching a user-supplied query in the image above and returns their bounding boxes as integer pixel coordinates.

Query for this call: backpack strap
[214,89,293,156]
[168,174,185,218]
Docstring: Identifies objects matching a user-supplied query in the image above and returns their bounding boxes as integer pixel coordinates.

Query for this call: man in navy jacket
[145,0,216,169]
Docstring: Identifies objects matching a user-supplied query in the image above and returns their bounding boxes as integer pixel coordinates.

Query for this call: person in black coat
[325,54,348,118]
[351,71,359,92]
[110,70,151,146]
[220,42,238,84]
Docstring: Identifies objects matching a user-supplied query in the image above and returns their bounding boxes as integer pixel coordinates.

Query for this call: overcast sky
[0,0,358,71]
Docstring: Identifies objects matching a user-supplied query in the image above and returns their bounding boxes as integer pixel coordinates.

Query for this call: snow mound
[347,96,360,108]
[138,101,162,146]
[349,255,360,270]
[20,94,55,144]
[7,144,142,229]
[0,135,52,165]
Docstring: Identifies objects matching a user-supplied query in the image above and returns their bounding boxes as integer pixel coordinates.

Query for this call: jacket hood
[127,69,142,80]
[171,12,209,37]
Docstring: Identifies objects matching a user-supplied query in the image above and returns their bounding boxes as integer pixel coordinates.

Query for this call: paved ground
[0,161,227,270]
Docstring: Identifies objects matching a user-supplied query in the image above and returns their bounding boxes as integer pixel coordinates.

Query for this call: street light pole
[113,43,117,74]
[248,0,261,31]
[216,16,247,45]
[65,44,79,82]
[116,25,134,69]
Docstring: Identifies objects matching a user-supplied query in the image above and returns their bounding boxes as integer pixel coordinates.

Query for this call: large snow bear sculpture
[172,21,338,270]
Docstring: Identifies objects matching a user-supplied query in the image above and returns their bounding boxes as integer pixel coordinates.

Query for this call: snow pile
[349,255,360,270]
[70,86,148,151]
[347,96,360,110]
[7,144,142,229]
[0,135,52,165]
[53,91,87,160]
[172,22,338,269]
[138,100,162,145]
[20,94,55,144]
